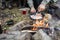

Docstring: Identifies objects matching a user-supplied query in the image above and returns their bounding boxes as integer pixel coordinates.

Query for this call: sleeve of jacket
[27,0,34,8]
[41,0,51,5]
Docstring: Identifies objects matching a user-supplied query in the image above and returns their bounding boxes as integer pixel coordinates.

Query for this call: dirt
[0,8,30,25]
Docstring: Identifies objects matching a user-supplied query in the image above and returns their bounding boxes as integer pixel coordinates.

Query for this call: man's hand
[38,4,46,12]
[30,7,36,13]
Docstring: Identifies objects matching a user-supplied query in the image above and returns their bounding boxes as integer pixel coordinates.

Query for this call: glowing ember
[39,20,44,27]
[32,26,37,31]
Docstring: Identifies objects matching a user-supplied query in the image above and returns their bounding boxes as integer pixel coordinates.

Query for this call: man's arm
[27,0,34,8]
[41,0,51,5]
[27,0,51,8]
[41,0,57,5]
[38,0,51,12]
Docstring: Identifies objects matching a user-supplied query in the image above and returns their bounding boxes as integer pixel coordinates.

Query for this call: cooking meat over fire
[31,13,52,31]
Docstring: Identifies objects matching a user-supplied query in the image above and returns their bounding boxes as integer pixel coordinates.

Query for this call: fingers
[30,4,46,13]
[30,7,36,13]
[38,4,45,12]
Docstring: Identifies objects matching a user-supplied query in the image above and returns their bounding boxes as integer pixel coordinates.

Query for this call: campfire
[20,14,51,32]
[32,15,49,31]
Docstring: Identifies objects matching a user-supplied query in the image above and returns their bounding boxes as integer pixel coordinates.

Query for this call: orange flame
[32,15,49,31]
[45,23,49,28]
[39,20,44,27]
[32,26,37,31]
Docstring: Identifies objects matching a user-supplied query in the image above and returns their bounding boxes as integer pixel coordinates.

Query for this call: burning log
[32,19,49,30]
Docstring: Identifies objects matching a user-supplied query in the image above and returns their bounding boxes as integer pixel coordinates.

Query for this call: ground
[1,8,30,21]
[0,8,30,29]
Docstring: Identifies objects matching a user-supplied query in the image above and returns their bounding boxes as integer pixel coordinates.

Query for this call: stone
[14,32,32,40]
[33,29,52,40]
[33,32,42,40]
[7,31,21,35]
[0,34,7,39]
